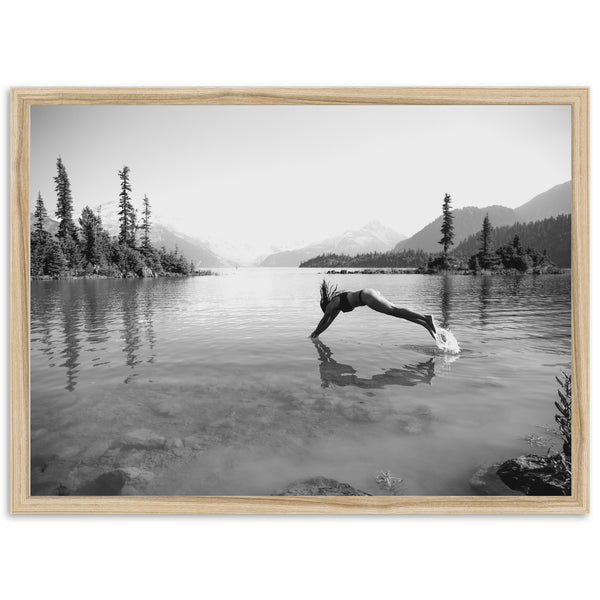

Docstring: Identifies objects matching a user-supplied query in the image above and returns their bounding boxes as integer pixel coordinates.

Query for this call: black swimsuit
[338,291,365,313]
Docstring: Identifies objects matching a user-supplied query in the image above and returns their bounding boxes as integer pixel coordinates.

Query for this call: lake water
[30,269,571,496]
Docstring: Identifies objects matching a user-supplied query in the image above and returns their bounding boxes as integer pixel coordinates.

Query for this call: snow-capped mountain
[260,220,406,267]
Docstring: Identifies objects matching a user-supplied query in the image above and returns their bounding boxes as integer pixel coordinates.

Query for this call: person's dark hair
[319,279,341,313]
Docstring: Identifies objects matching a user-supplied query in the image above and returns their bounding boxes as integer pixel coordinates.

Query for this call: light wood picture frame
[11,87,589,514]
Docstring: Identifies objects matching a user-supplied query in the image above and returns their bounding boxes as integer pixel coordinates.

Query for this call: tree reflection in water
[440,273,452,329]
[479,275,492,327]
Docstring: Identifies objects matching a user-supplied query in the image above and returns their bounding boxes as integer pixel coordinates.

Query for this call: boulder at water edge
[470,463,523,496]
[496,454,571,496]
[273,476,370,496]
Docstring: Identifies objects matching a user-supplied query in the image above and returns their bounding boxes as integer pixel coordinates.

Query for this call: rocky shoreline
[322,268,566,276]
[31,269,218,281]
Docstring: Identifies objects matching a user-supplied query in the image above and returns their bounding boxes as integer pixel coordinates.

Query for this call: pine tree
[93,206,111,270]
[118,166,137,247]
[44,237,68,276]
[140,194,152,254]
[54,157,74,239]
[480,214,492,256]
[33,192,47,236]
[439,193,455,264]
[79,206,102,266]
[477,213,498,270]
[54,157,80,269]
[512,234,522,253]
[31,192,49,275]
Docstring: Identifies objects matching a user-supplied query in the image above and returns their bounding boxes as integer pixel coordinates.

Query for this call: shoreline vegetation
[472,371,572,496]
[30,158,213,281]
[31,269,218,282]
[299,193,569,275]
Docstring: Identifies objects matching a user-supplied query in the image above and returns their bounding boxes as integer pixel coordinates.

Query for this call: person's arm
[310,302,340,338]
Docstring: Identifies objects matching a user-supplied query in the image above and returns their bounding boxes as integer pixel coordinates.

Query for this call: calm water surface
[30,269,571,495]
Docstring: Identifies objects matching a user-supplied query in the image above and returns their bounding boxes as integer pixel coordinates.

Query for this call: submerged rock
[497,454,571,496]
[273,476,370,496]
[119,467,155,484]
[83,440,111,460]
[122,429,166,449]
[470,463,523,496]
[74,466,156,496]
[396,416,424,434]
[76,470,127,495]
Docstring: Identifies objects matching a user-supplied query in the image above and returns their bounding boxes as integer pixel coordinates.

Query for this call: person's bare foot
[425,315,437,338]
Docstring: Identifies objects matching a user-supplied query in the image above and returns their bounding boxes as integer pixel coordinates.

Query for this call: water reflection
[479,275,492,327]
[121,289,143,374]
[31,280,158,390]
[82,281,109,350]
[312,339,436,389]
[143,287,157,360]
[506,274,524,296]
[58,286,81,392]
[440,274,452,328]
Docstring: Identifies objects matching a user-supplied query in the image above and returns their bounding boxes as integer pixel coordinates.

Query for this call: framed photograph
[11,87,589,514]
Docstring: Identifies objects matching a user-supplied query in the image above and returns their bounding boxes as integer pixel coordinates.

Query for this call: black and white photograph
[29,103,573,498]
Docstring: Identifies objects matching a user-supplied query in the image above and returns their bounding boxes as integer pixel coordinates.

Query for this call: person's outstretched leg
[361,289,436,338]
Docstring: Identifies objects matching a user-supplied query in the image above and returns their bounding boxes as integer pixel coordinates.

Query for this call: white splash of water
[434,327,461,354]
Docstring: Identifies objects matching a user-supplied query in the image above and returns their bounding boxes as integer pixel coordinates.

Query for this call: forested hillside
[452,214,571,268]
[300,249,430,268]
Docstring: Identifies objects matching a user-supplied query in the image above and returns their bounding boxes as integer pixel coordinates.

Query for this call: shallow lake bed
[30,269,571,496]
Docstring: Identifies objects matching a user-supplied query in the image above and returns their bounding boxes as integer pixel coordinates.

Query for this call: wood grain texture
[10,87,589,514]
[569,89,590,513]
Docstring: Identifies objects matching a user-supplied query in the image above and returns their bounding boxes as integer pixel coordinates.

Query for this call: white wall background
[1,2,597,599]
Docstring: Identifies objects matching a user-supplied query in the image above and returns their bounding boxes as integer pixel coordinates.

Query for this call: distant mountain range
[32,180,571,268]
[394,181,571,253]
[260,221,406,267]
[513,181,572,223]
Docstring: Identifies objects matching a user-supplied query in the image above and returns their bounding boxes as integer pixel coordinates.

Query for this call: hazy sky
[31,104,571,248]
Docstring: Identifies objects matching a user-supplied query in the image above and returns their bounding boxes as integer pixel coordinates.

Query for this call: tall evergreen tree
[468,214,500,271]
[479,213,498,269]
[439,193,455,259]
[31,192,49,275]
[480,214,492,256]
[93,206,111,267]
[512,234,522,253]
[140,194,152,254]
[79,206,102,266]
[118,166,137,247]
[44,237,68,276]
[54,157,80,269]
[33,191,47,236]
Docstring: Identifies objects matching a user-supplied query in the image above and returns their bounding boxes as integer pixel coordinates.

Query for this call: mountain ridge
[260,220,406,267]
[394,181,571,253]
